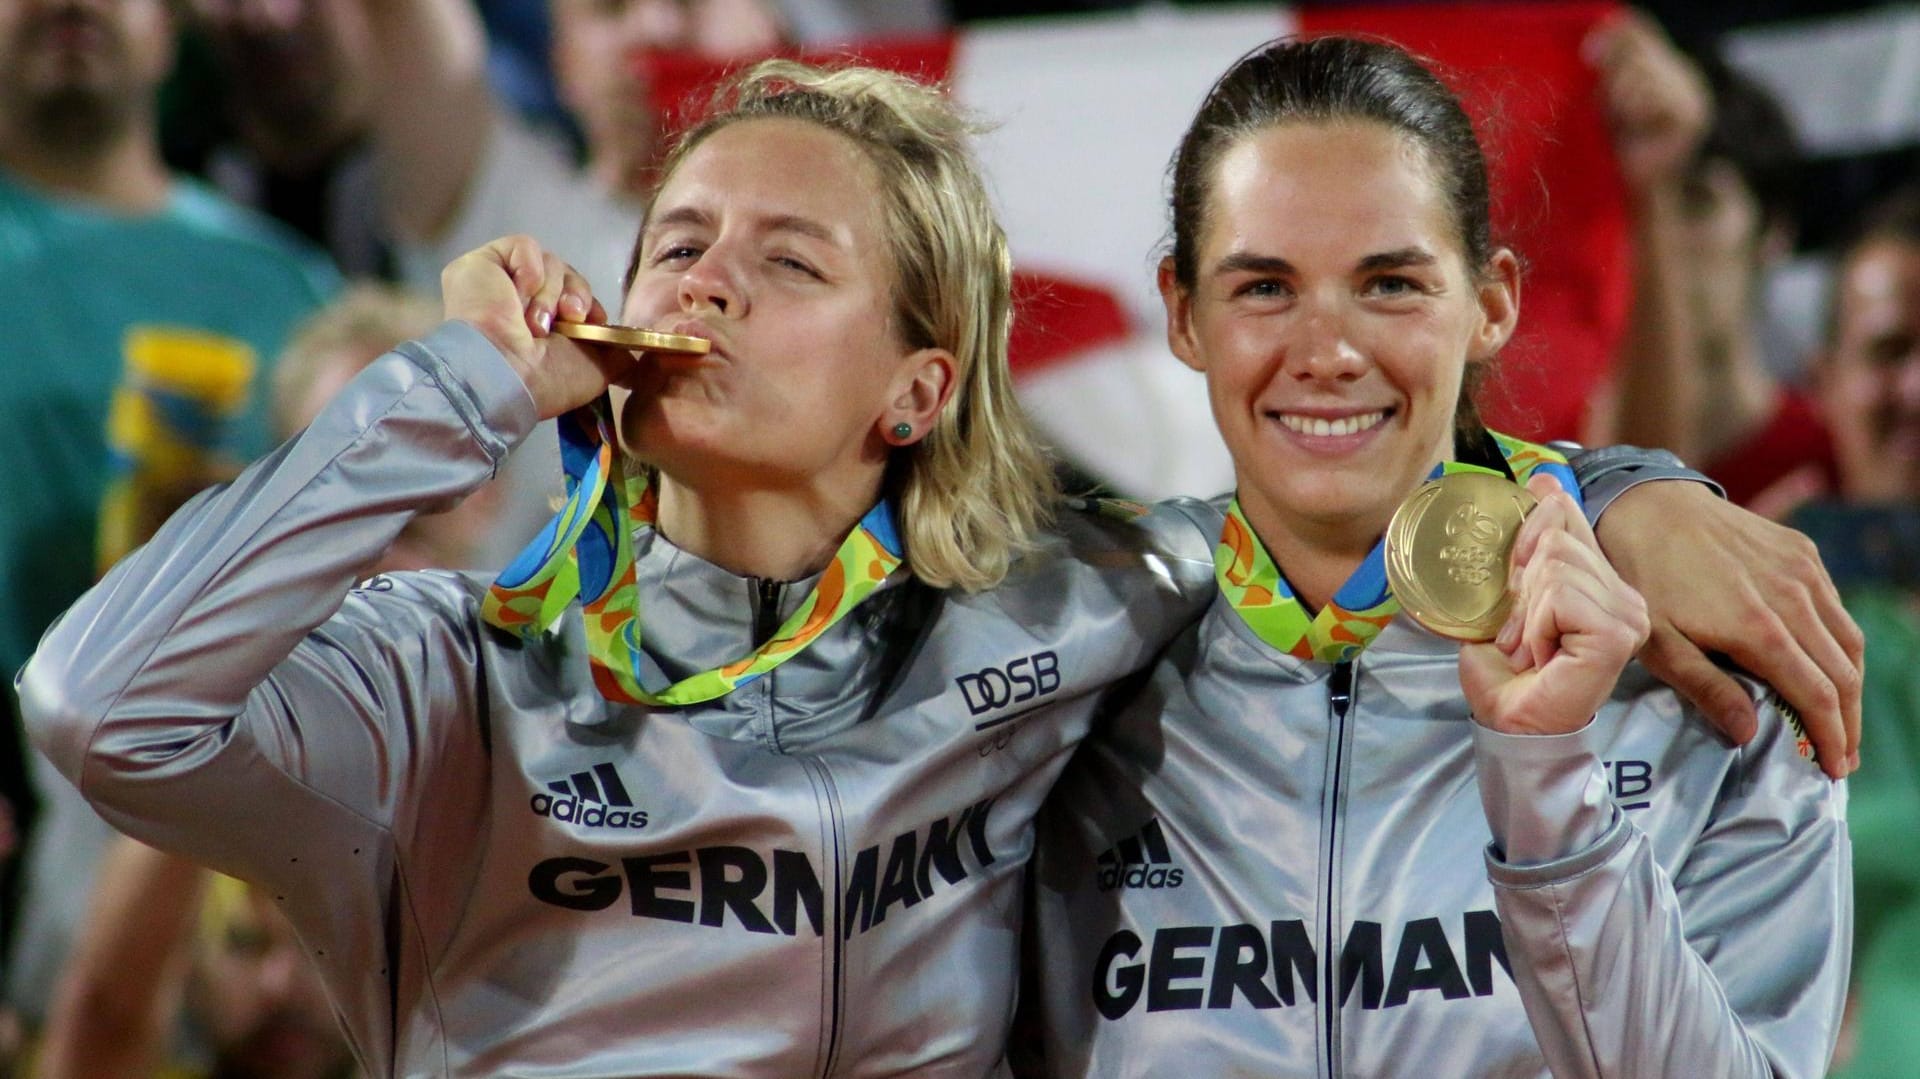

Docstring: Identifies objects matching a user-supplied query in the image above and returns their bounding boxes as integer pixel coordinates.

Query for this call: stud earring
[892,422,913,441]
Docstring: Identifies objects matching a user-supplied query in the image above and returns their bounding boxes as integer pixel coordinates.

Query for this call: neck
[0,111,168,212]
[654,467,887,582]
[1234,486,1380,616]
[1693,324,1779,460]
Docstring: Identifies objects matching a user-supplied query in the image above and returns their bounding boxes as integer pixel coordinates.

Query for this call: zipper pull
[1329,660,1353,720]
[751,577,786,647]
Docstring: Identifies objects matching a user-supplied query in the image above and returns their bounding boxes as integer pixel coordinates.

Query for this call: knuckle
[1750,615,1795,654]
[1830,662,1863,701]
[1807,681,1841,717]
[1839,617,1867,660]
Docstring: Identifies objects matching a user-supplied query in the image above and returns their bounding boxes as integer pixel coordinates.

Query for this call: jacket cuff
[398,321,541,464]
[1472,716,1620,866]
[1558,442,1724,526]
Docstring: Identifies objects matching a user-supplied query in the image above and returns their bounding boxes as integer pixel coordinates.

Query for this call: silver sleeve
[16,321,537,883]
[1559,442,1725,526]
[1477,689,1851,1079]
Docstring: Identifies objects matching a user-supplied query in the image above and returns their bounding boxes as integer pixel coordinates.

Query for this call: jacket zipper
[799,755,848,1077]
[760,578,842,1074]
[751,577,787,647]
[1320,659,1355,1079]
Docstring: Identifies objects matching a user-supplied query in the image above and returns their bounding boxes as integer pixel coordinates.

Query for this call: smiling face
[616,117,945,492]
[1820,237,1920,502]
[550,0,782,189]
[1165,120,1516,553]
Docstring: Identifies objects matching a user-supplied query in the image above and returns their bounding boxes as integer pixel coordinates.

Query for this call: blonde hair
[636,59,1057,592]
[270,282,441,438]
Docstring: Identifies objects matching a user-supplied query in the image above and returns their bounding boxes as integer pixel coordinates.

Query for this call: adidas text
[1099,864,1185,890]
[530,793,649,829]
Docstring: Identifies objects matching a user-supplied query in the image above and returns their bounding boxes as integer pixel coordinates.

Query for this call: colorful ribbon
[1214,431,1578,662]
[482,398,903,705]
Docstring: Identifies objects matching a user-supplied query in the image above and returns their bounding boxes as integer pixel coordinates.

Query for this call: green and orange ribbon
[481,398,903,705]
[1214,431,1577,662]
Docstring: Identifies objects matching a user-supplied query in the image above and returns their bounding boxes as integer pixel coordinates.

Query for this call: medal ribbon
[481,397,904,705]
[1214,431,1578,662]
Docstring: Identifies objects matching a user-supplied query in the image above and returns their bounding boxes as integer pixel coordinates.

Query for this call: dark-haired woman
[1026,37,1849,1078]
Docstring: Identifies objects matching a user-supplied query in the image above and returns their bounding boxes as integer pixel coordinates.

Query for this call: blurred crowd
[0,0,1915,1076]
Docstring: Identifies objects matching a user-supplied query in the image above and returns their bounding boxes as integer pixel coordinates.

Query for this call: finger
[1510,488,1584,603]
[556,263,596,324]
[1513,530,1648,676]
[1510,473,1576,570]
[1526,532,1646,638]
[1730,601,1848,779]
[527,252,572,337]
[494,235,546,300]
[1791,534,1865,768]
[1639,626,1760,747]
[1715,575,1861,778]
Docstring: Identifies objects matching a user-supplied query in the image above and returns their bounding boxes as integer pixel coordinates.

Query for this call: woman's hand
[441,235,626,420]
[1596,479,1863,777]
[1590,10,1710,196]
[1461,473,1652,736]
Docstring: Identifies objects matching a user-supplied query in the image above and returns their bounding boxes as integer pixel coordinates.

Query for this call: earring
[892,422,913,441]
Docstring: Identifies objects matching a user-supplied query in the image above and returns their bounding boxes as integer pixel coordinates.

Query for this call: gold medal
[1385,471,1537,641]
[551,321,711,355]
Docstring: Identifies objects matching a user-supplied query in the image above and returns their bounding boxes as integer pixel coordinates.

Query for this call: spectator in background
[1592,11,1839,507]
[1803,185,1920,1078]
[0,0,338,1038]
[162,0,388,277]
[369,0,787,300]
[270,283,504,572]
[34,838,357,1079]
[363,0,790,568]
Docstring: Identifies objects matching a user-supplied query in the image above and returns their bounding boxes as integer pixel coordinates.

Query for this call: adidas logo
[530,761,650,830]
[1095,818,1184,891]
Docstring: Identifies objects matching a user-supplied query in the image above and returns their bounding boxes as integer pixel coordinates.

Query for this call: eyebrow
[1209,247,1439,277]
[643,207,842,247]
[1211,252,1295,277]
[1356,247,1439,272]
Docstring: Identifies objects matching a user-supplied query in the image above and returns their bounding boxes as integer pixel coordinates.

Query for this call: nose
[256,946,300,1002]
[1896,346,1920,407]
[629,0,694,50]
[676,244,743,318]
[1285,302,1366,382]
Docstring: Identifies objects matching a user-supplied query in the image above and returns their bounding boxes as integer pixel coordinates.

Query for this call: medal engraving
[1386,472,1536,641]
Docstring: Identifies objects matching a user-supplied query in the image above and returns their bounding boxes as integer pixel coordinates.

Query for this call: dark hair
[1695,51,1801,242]
[1823,182,1920,346]
[1167,36,1499,435]
[1841,183,1920,259]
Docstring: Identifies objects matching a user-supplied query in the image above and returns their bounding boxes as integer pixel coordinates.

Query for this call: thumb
[1458,641,1511,720]
[1640,624,1759,745]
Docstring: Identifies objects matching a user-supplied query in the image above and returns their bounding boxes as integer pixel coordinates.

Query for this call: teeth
[1278,410,1386,437]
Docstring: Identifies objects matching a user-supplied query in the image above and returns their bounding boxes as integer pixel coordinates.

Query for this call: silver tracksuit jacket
[19,323,1222,1077]
[18,322,1727,1077]
[1026,588,1852,1077]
